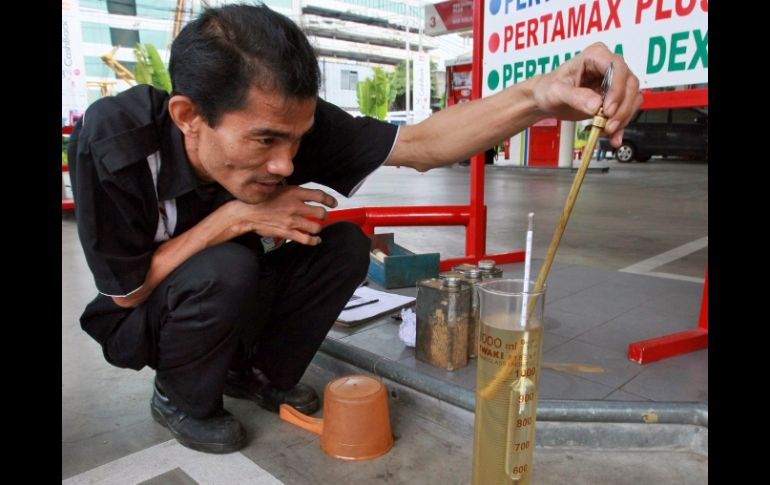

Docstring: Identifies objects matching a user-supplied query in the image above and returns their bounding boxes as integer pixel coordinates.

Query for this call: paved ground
[328,259,707,403]
[63,157,708,483]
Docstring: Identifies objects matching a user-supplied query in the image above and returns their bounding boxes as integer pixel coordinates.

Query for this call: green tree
[356,67,390,120]
[388,62,406,109]
[388,59,439,111]
[133,43,172,92]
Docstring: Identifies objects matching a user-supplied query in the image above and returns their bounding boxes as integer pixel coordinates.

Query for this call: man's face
[187,87,316,204]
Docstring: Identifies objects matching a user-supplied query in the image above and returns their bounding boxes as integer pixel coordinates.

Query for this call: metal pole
[405,6,411,124]
[467,0,486,258]
[418,1,423,53]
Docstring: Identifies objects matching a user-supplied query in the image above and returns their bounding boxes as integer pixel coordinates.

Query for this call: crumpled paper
[398,307,416,347]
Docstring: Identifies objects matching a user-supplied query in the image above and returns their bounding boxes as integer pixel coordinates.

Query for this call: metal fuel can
[415,277,471,371]
[461,268,482,359]
[477,259,503,279]
[439,270,466,280]
[452,263,477,274]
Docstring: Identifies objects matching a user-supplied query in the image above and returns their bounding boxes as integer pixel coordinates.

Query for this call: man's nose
[266,148,294,177]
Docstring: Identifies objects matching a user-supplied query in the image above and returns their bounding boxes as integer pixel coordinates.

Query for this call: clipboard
[336,286,415,327]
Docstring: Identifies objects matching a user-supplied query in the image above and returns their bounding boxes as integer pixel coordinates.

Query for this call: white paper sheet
[336,286,416,325]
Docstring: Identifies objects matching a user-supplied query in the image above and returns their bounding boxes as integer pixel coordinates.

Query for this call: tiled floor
[63,158,708,482]
[326,259,707,403]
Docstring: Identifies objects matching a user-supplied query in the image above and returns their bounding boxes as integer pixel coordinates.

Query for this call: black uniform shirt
[69,84,398,298]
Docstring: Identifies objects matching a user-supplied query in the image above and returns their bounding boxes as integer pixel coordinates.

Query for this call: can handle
[279,403,324,435]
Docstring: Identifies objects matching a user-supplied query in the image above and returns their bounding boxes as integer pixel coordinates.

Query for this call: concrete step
[296,339,708,484]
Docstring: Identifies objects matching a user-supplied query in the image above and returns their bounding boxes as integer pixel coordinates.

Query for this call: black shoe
[224,367,319,414]
[151,379,247,454]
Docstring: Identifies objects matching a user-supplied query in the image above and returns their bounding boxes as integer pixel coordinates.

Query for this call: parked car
[599,107,708,162]
[385,111,408,126]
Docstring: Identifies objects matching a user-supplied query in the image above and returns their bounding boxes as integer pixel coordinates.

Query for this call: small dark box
[368,233,440,289]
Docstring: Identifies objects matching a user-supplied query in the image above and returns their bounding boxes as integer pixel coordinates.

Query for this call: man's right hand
[223,186,338,246]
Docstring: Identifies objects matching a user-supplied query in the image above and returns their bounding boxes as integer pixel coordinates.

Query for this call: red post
[62,125,75,210]
[467,0,487,261]
[627,269,708,364]
[698,270,708,330]
[322,0,526,270]
[623,89,708,363]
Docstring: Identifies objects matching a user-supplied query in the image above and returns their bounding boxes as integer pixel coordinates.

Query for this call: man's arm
[387,43,642,171]
[387,79,541,172]
[110,204,232,308]
[112,186,337,308]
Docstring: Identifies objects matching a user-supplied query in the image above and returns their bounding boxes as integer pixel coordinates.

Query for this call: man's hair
[169,3,320,126]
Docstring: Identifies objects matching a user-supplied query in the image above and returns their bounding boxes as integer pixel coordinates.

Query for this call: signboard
[62,0,88,125]
[482,0,708,97]
[413,52,432,122]
[425,0,474,36]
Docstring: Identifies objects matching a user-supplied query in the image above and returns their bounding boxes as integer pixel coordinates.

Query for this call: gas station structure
[63,0,708,364]
[328,0,708,363]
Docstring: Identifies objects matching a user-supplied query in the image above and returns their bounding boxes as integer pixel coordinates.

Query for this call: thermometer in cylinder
[520,212,534,327]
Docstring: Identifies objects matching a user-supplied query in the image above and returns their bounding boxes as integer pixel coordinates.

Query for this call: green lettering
[564,50,579,63]
[689,29,708,69]
[525,59,537,79]
[513,61,524,85]
[537,56,550,74]
[668,31,688,72]
[647,36,666,74]
[503,64,513,88]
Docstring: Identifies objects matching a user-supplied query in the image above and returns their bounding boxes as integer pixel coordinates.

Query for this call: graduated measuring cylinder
[472,279,546,485]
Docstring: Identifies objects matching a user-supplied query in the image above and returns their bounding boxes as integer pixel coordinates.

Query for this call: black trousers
[87,222,370,418]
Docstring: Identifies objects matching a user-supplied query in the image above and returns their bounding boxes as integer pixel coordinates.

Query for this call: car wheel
[615,143,635,163]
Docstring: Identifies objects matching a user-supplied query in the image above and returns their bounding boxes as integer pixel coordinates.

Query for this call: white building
[62,0,471,122]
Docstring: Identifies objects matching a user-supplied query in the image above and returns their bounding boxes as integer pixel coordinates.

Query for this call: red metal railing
[324,0,526,271]
[640,88,708,109]
[62,126,74,211]
[628,270,708,364]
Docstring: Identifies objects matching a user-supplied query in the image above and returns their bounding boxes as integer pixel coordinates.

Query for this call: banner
[483,0,708,96]
[425,0,474,35]
[413,52,432,122]
[62,0,88,124]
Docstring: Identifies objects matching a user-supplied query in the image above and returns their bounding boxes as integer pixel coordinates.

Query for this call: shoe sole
[150,405,247,454]
[223,386,319,415]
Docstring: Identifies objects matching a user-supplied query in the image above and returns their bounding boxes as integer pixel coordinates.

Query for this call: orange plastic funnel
[279,374,393,460]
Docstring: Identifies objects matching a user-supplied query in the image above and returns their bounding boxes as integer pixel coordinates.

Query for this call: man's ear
[168,95,203,137]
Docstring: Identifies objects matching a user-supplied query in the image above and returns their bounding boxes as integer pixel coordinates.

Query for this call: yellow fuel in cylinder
[471,314,543,485]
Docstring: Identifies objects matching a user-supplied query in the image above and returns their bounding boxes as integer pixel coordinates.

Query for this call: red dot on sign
[488,33,500,53]
[74,69,81,75]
